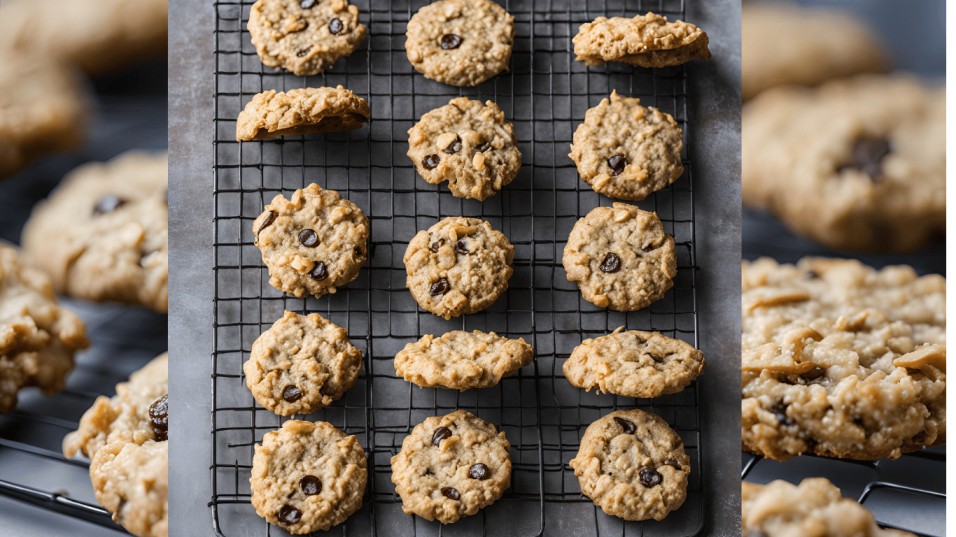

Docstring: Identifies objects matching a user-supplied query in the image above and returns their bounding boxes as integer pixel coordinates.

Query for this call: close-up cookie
[741,257,946,461]
[250,420,367,534]
[391,410,510,524]
[394,330,533,390]
[248,0,367,76]
[0,243,89,412]
[573,12,710,68]
[405,0,515,87]
[253,183,369,298]
[404,217,514,319]
[244,311,362,416]
[20,151,169,311]
[563,328,704,399]
[563,203,677,311]
[569,91,684,201]
[569,409,690,521]
[742,75,945,253]
[235,86,369,141]
[407,97,522,201]
[90,439,169,537]
[742,3,887,99]
[742,478,915,537]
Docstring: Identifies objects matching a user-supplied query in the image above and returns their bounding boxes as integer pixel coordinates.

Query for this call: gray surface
[168,2,741,536]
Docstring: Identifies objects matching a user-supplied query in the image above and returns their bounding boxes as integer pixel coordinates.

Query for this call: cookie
[569,409,690,521]
[248,0,366,76]
[405,0,514,87]
[742,75,945,253]
[253,183,369,298]
[244,311,362,416]
[236,86,369,141]
[573,12,710,68]
[21,151,169,311]
[90,440,168,537]
[0,243,88,412]
[404,217,514,319]
[395,330,533,390]
[64,353,168,459]
[741,257,945,461]
[407,97,522,201]
[742,478,915,537]
[391,410,510,524]
[569,91,683,201]
[563,203,676,311]
[251,420,367,534]
[563,328,704,398]
[742,3,886,99]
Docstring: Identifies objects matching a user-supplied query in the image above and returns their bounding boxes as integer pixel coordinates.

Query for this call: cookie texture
[236,86,369,141]
[570,91,683,201]
[248,0,366,76]
[253,183,368,298]
[391,410,510,524]
[742,478,915,537]
[573,12,710,68]
[742,75,945,253]
[405,0,514,87]
[21,152,169,311]
[90,440,168,537]
[741,258,946,461]
[395,330,533,390]
[563,203,676,311]
[742,3,886,99]
[563,328,704,398]
[0,244,88,412]
[569,409,690,521]
[407,97,521,201]
[251,420,367,534]
[244,311,362,416]
[404,217,514,319]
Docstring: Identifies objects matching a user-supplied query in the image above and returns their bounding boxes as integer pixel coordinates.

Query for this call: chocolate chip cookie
[569,409,690,521]
[570,91,684,200]
[21,151,169,311]
[395,330,533,390]
[573,12,710,68]
[244,311,362,416]
[404,217,514,319]
[743,75,945,252]
[407,97,521,201]
[90,439,168,537]
[0,243,88,412]
[236,86,369,141]
[248,0,366,76]
[563,328,704,399]
[742,258,945,461]
[391,410,510,524]
[405,0,514,87]
[563,203,677,311]
[251,420,367,534]
[253,183,368,298]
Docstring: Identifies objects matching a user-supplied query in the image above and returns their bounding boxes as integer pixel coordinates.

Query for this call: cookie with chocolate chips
[391,410,510,524]
[405,0,514,87]
[404,217,514,319]
[407,97,521,200]
[569,409,690,521]
[253,183,368,298]
[563,203,677,311]
[236,86,369,141]
[251,420,367,534]
[244,311,362,416]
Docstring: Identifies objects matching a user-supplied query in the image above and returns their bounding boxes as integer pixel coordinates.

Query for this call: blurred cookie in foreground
[742,2,886,99]
[573,12,710,68]
[743,75,944,253]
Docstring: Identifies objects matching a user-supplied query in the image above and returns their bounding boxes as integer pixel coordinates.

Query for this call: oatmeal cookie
[573,12,710,68]
[236,86,369,141]
[90,440,168,537]
[395,330,533,390]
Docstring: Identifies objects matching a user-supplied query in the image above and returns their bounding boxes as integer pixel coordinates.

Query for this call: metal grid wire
[212,1,702,535]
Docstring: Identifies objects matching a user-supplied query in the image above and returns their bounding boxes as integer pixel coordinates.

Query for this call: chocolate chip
[638,467,662,487]
[296,48,310,57]
[839,137,892,180]
[443,135,462,154]
[477,141,492,152]
[800,366,825,381]
[299,475,322,495]
[664,459,682,470]
[299,0,315,8]
[429,277,450,297]
[298,228,319,247]
[441,487,460,500]
[430,238,445,252]
[310,261,328,281]
[148,394,168,442]
[431,426,452,446]
[257,211,277,236]
[423,154,440,169]
[454,239,468,255]
[93,194,126,215]
[853,416,864,426]
[439,34,462,50]
[278,504,302,525]
[282,385,302,402]
[469,463,490,480]
[607,154,627,176]
[599,252,621,273]
[328,17,344,34]
[771,402,795,426]
[613,416,635,434]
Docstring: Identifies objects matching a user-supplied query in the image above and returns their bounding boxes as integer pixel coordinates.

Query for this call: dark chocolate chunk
[298,228,319,247]
[439,34,463,50]
[299,475,322,495]
[299,0,315,8]
[441,487,461,500]
[454,239,469,255]
[469,463,490,480]
[309,261,328,281]
[638,466,662,487]
[839,137,892,180]
[429,277,450,296]
[613,416,635,434]
[423,154,441,170]
[282,385,302,403]
[664,458,682,470]
[328,17,344,34]
[431,426,452,446]
[599,252,621,273]
[430,238,445,252]
[257,211,277,236]
[443,135,462,154]
[607,154,627,175]
[277,504,302,525]
[148,394,168,442]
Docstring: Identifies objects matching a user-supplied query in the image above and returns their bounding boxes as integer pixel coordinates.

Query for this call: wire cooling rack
[212,1,702,535]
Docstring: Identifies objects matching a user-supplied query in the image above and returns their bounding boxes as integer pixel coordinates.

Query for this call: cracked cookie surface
[236,86,369,141]
[395,330,533,390]
[573,12,709,68]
